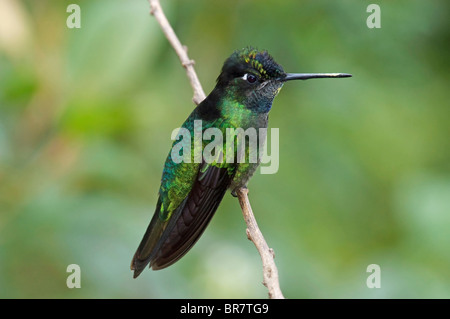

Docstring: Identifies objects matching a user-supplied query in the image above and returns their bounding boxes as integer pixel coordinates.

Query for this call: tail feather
[131,164,232,277]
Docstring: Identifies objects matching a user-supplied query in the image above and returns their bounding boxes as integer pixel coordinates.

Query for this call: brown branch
[149,0,205,105]
[236,188,284,299]
[148,0,284,299]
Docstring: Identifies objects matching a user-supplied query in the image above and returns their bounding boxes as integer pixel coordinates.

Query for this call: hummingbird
[131,47,351,277]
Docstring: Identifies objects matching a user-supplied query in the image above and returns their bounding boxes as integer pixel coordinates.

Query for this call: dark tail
[131,164,231,277]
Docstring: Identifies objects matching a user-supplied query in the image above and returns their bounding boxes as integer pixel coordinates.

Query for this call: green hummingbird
[131,47,351,277]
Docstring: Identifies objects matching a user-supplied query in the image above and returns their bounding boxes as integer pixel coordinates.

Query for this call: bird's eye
[242,73,257,84]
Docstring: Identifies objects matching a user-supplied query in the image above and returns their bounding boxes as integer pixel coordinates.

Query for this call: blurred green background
[1,0,449,298]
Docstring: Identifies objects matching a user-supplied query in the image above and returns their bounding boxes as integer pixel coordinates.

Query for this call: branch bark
[148,0,284,299]
[149,0,205,105]
[236,188,285,299]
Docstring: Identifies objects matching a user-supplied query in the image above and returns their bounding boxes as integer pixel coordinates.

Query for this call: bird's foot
[231,186,248,198]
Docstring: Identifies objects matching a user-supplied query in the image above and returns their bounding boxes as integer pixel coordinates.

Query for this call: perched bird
[131,47,351,277]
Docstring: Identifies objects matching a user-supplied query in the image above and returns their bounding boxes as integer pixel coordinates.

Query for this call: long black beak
[281,73,352,81]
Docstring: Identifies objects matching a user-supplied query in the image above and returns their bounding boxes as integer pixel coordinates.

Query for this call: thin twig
[236,188,284,299]
[149,0,206,105]
[147,0,284,299]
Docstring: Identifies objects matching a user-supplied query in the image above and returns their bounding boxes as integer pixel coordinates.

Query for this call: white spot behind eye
[242,73,248,81]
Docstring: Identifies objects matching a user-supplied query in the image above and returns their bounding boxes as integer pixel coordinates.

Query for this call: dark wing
[131,163,232,277]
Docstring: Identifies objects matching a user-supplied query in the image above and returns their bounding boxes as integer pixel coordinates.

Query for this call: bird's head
[215,47,351,112]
